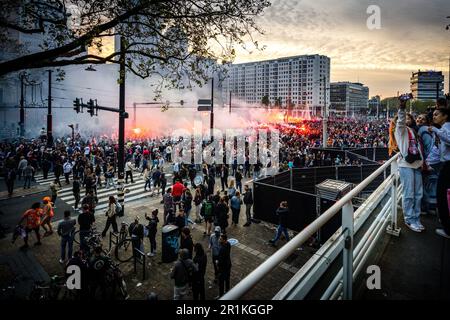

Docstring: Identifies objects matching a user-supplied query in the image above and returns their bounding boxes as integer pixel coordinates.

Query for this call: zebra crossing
[33,172,173,210]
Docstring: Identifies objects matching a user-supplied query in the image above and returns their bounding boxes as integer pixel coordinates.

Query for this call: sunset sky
[233,0,450,98]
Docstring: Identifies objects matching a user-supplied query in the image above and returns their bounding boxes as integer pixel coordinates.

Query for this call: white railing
[221,153,401,300]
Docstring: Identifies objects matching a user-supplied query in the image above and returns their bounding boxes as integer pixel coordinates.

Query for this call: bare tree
[0,0,270,92]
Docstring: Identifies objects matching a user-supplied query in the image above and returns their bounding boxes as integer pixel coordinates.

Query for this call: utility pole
[117,36,126,215]
[133,102,137,128]
[210,77,214,141]
[322,76,328,147]
[436,81,440,102]
[229,90,231,114]
[47,70,53,148]
[387,99,390,121]
[19,74,25,137]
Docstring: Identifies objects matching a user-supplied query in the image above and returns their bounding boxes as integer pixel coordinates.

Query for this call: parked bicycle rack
[109,231,119,251]
[134,248,146,280]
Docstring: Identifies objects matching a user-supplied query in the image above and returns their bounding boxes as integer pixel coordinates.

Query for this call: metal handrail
[220,153,400,300]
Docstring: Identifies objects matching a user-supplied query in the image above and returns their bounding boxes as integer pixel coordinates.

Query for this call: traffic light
[73,98,81,113]
[86,99,96,116]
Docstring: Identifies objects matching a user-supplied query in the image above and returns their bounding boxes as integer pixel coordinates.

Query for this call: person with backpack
[201,195,215,236]
[101,196,121,237]
[57,210,76,264]
[145,209,159,257]
[18,202,43,250]
[170,248,197,300]
[394,97,425,233]
[192,243,207,300]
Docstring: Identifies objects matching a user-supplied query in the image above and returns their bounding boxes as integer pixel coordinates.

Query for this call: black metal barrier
[134,248,146,280]
[253,148,391,237]
[109,231,119,252]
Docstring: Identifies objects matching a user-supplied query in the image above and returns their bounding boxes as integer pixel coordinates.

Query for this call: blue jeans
[61,235,74,260]
[272,224,289,243]
[399,167,423,225]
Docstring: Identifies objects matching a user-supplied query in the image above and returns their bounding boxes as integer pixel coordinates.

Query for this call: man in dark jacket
[243,185,254,227]
[268,201,290,246]
[129,216,144,258]
[180,227,194,259]
[170,248,197,300]
[217,233,232,297]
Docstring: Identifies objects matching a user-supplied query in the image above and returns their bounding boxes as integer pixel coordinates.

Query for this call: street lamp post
[19,73,25,137]
[68,124,75,146]
[117,36,126,215]
[322,76,328,147]
[47,70,53,148]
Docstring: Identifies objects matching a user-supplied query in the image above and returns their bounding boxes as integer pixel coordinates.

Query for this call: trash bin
[161,225,180,263]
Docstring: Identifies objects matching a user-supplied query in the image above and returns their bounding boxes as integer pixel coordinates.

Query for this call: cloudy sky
[233,0,450,98]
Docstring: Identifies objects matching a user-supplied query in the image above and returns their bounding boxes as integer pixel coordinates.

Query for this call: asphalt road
[0,191,72,235]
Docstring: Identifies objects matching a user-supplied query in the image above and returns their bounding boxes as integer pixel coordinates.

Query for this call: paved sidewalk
[0,196,316,300]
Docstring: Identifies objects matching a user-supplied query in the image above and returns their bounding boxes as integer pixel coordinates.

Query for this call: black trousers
[64,173,70,184]
[6,180,14,194]
[192,278,205,300]
[102,216,118,236]
[219,270,230,296]
[437,161,450,235]
[149,234,157,253]
[73,192,80,209]
[125,171,133,183]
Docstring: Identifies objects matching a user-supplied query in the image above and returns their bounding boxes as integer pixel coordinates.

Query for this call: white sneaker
[59,259,64,264]
[146,252,152,257]
[405,222,422,233]
[436,228,450,239]
[416,221,425,231]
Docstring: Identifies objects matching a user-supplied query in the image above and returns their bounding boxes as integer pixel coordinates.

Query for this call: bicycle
[114,222,135,263]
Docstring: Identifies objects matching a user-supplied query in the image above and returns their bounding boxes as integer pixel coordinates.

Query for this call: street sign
[197,99,212,111]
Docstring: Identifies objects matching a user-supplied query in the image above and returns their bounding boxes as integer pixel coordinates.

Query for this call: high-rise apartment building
[222,55,330,112]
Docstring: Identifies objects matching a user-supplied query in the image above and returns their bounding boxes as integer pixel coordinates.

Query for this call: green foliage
[0,0,271,95]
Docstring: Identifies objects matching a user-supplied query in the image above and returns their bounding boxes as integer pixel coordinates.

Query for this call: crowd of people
[1,99,449,299]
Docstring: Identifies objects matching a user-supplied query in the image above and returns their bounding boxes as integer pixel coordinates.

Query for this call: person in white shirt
[394,98,424,233]
[63,160,73,184]
[125,160,134,184]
